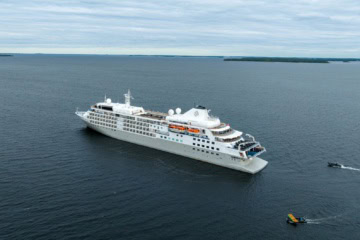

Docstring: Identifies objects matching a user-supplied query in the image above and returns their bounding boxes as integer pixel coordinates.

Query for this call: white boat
[76,90,268,174]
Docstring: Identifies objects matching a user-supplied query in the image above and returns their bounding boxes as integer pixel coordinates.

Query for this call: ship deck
[210,123,228,129]
[140,110,168,121]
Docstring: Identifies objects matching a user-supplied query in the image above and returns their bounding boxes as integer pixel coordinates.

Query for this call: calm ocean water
[1,55,360,239]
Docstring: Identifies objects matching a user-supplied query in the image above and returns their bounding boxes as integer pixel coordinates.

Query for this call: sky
[0,0,360,57]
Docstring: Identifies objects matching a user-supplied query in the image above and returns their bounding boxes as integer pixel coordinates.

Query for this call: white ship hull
[79,114,268,174]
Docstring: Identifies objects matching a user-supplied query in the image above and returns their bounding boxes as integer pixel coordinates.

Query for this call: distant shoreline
[0,54,13,57]
[224,57,360,63]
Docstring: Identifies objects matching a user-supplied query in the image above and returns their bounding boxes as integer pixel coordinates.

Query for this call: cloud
[0,0,359,57]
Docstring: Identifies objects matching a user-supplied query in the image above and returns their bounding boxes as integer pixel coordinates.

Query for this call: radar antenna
[124,89,134,107]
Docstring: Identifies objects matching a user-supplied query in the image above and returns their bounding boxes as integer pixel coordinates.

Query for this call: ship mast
[124,89,133,107]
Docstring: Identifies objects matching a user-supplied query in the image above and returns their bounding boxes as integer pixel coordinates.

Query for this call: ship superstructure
[76,90,268,174]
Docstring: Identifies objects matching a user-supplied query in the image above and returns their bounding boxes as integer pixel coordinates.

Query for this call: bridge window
[102,106,113,111]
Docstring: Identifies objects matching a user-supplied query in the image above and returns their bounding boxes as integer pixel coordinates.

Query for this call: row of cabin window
[192,148,219,155]
[159,135,183,142]
[91,110,116,118]
[192,143,219,151]
[123,128,155,136]
[124,119,163,130]
[193,138,214,144]
[124,119,150,127]
[123,124,150,132]
[90,120,116,130]
[89,116,116,124]
[137,117,160,125]
[89,112,116,121]
[115,114,135,120]
[123,121,161,131]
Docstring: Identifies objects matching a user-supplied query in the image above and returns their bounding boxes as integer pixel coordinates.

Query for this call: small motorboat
[287,214,307,225]
[328,162,342,168]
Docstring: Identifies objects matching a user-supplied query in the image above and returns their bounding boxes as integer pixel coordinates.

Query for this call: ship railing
[246,146,266,159]
[211,129,234,136]
[211,123,227,129]
[239,142,258,151]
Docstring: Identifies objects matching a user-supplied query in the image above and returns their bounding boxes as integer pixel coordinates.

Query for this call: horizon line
[2,52,360,59]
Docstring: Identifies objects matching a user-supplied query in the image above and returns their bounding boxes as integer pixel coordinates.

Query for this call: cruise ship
[76,90,268,174]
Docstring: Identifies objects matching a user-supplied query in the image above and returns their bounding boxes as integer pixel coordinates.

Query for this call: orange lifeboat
[169,125,186,131]
[187,128,200,133]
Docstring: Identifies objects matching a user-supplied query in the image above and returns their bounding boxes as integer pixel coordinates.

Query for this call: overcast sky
[1,0,360,57]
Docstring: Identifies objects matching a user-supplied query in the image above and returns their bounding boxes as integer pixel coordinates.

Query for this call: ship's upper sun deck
[140,110,168,121]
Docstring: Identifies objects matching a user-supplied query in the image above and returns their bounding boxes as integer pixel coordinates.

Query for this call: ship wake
[305,215,340,224]
[341,165,360,171]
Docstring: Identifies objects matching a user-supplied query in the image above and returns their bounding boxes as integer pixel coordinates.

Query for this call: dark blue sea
[1,55,360,239]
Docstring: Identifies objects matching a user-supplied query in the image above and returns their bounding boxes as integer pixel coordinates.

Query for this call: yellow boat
[287,213,306,225]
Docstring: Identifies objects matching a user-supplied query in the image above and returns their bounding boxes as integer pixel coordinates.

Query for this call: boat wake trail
[341,165,360,171]
[305,215,339,224]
